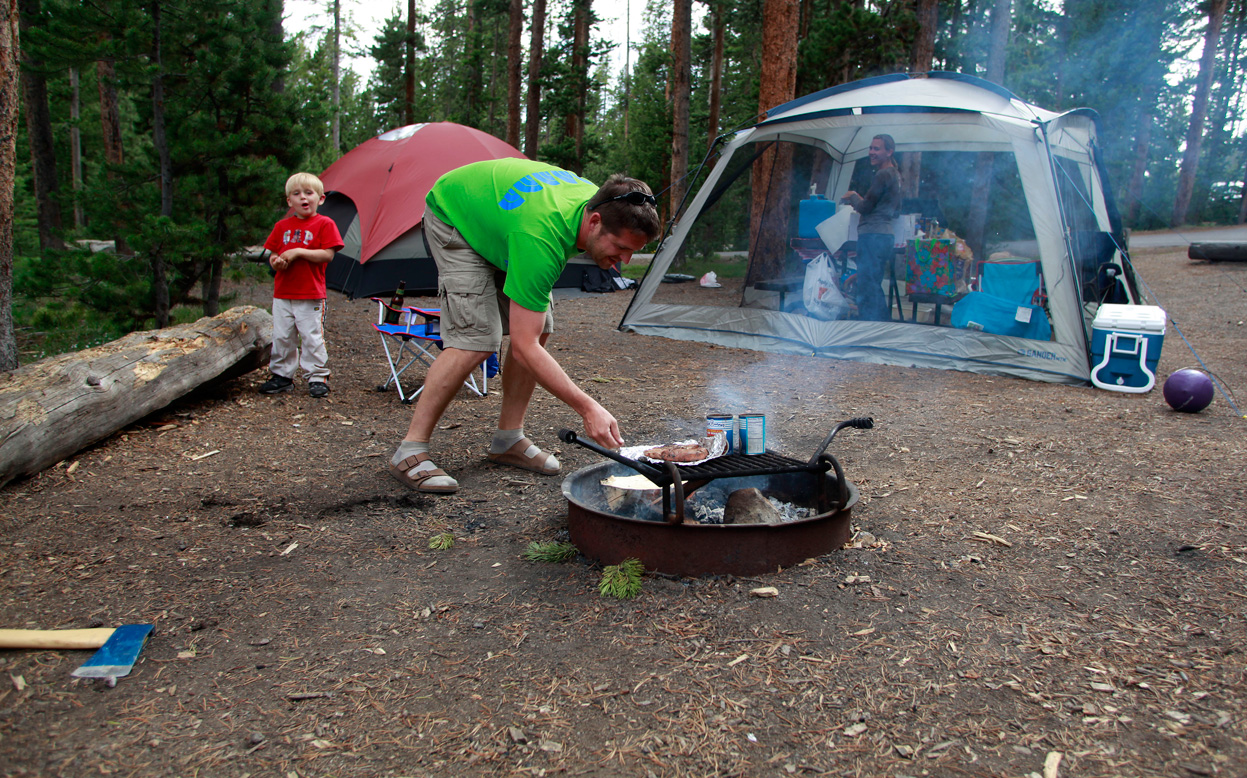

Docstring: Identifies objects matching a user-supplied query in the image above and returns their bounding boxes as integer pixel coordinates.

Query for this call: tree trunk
[563,0,590,172]
[150,0,172,328]
[1122,0,1167,228]
[1190,0,1243,222]
[524,0,545,158]
[911,0,937,73]
[268,0,285,93]
[96,55,130,254]
[623,0,630,141]
[903,0,939,198]
[204,169,228,317]
[465,0,483,127]
[0,0,19,371]
[506,0,523,149]
[97,57,124,166]
[0,306,274,489]
[1173,0,1229,227]
[706,0,723,153]
[669,0,691,217]
[17,0,63,252]
[331,0,340,152]
[405,0,416,125]
[966,0,1010,264]
[69,67,83,228]
[1125,110,1154,226]
[747,0,799,287]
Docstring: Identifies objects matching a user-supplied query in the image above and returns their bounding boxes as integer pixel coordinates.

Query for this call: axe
[0,625,154,685]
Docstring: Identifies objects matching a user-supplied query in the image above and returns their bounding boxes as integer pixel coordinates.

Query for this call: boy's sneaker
[259,375,294,394]
[309,381,330,398]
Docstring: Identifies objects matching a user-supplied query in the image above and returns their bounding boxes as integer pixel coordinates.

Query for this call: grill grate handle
[808,417,874,466]
[558,429,667,482]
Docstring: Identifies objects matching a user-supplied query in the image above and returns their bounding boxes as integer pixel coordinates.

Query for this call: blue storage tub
[798,195,835,238]
[1089,304,1166,393]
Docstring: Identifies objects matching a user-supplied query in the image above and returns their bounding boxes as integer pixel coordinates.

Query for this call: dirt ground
[2,245,1245,778]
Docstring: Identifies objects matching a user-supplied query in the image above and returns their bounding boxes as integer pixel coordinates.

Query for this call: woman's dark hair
[586,174,662,241]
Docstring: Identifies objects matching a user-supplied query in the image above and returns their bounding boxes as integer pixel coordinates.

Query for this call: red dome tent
[319,123,525,298]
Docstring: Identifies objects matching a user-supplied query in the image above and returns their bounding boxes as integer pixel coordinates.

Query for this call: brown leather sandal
[487,437,560,475]
[388,453,459,493]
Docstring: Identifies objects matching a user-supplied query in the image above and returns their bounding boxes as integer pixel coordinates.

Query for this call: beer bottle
[384,281,406,325]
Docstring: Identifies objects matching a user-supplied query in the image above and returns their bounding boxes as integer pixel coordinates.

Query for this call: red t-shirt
[263,213,344,299]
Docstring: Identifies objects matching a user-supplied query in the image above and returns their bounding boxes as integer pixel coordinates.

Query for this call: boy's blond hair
[285,172,325,196]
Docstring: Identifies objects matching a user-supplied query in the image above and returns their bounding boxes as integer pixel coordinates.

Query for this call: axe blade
[71,624,154,682]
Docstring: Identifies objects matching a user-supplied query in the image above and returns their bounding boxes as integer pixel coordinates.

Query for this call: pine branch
[523,541,578,563]
[428,532,455,550]
[599,558,644,599]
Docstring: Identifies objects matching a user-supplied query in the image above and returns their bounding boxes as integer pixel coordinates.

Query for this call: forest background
[0,0,1243,371]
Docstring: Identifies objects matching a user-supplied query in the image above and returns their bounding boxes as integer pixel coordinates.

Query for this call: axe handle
[0,628,116,650]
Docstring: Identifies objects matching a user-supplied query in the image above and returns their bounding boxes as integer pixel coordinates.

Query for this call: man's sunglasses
[593,191,658,209]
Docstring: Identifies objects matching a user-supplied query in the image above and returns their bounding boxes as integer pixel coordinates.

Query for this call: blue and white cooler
[1089,304,1167,393]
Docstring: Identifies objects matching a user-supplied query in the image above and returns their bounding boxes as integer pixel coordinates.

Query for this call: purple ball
[1163,369,1214,413]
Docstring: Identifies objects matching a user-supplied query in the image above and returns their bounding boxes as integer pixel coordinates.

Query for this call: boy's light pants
[270,298,330,381]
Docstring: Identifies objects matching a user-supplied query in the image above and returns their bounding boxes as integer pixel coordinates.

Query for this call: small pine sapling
[599,558,644,599]
[428,532,455,550]
[523,541,578,563]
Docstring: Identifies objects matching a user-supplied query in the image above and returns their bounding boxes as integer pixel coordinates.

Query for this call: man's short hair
[586,174,662,241]
[285,172,325,197]
[873,134,895,154]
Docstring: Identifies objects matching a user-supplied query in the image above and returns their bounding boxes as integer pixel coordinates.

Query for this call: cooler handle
[1090,332,1155,394]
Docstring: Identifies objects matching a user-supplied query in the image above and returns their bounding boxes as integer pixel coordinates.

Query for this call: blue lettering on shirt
[499,190,526,211]
[496,167,593,211]
[514,175,543,192]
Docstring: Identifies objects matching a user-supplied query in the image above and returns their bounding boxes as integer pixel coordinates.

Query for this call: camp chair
[952,259,1051,340]
[371,299,498,404]
[971,258,1046,306]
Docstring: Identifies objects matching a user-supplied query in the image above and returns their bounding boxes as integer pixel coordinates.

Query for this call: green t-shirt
[425,159,598,312]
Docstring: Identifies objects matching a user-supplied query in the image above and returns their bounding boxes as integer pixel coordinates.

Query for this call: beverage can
[705,413,734,454]
[739,413,766,455]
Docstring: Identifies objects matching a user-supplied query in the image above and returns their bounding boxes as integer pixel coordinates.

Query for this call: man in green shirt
[390,159,662,494]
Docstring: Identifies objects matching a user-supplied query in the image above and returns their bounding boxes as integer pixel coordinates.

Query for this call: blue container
[798,195,835,238]
[1089,304,1166,393]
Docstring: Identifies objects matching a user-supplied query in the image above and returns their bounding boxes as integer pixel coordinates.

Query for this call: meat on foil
[642,442,709,462]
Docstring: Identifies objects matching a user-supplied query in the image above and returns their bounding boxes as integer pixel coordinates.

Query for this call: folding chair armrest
[373,297,416,326]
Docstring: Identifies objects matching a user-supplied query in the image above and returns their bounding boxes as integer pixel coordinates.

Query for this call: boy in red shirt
[260,172,345,398]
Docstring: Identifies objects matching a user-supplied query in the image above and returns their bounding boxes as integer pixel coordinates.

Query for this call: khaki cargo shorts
[423,211,554,353]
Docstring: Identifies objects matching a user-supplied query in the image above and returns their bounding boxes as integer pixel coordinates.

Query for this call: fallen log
[1188,242,1247,262]
[0,306,273,488]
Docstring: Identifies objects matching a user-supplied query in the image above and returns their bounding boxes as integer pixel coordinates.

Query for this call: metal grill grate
[672,451,823,479]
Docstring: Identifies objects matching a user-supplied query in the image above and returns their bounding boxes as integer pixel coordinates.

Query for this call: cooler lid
[1092,304,1167,334]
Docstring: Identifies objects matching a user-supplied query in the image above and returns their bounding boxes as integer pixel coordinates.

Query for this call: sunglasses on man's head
[594,191,658,208]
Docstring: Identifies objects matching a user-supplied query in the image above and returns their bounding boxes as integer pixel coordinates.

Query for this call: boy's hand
[270,253,290,271]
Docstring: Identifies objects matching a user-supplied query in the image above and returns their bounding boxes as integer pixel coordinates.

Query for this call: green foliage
[797,1,914,96]
[428,532,455,550]
[523,541,578,563]
[598,558,644,599]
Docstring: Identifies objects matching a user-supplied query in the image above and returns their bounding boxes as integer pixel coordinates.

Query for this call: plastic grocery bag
[803,252,848,320]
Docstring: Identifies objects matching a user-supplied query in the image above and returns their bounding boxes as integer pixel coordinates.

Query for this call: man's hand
[582,402,624,450]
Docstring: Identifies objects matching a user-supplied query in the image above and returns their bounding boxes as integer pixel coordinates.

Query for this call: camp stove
[558,418,872,576]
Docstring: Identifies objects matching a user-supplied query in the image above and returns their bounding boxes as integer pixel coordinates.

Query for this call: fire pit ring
[561,460,860,578]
